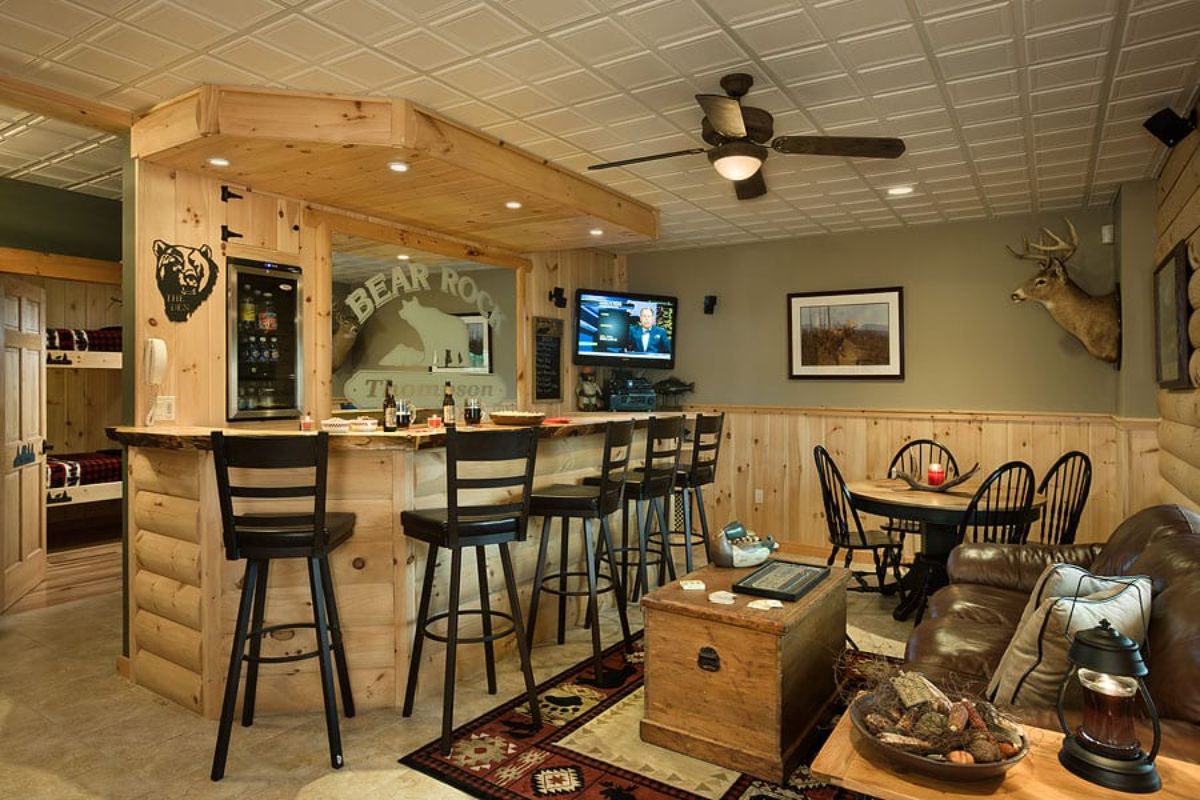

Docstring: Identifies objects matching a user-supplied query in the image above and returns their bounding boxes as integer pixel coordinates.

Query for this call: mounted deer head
[1006,218,1121,364]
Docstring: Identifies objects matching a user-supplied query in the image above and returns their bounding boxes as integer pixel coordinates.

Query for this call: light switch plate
[754,488,764,503]
[155,395,176,421]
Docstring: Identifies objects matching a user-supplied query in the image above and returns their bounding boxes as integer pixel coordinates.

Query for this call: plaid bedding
[46,326,123,352]
[46,450,122,488]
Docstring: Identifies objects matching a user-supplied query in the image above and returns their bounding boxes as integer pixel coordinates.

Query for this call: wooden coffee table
[640,561,850,783]
[812,712,1198,799]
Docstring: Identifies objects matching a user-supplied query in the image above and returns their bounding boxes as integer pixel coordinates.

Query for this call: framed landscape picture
[787,287,904,379]
[1154,241,1190,389]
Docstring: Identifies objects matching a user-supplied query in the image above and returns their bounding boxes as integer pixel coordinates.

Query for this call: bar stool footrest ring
[422,609,517,645]
[538,569,616,597]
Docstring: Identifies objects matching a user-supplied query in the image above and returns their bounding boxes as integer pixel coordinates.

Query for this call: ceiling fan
[587,73,906,200]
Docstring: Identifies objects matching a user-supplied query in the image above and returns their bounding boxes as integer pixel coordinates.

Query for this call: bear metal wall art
[153,239,219,322]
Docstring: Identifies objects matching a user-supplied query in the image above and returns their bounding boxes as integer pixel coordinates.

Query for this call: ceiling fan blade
[587,147,706,171]
[772,136,906,159]
[696,94,747,139]
[734,170,767,200]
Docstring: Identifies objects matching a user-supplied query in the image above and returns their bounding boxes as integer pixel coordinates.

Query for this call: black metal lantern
[1056,619,1161,793]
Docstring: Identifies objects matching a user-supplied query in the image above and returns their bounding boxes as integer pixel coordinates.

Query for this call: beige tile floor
[0,586,909,799]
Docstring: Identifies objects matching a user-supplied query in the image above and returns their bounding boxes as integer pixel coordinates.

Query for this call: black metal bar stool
[526,420,634,685]
[589,415,684,600]
[210,431,356,782]
[667,412,724,574]
[401,427,542,756]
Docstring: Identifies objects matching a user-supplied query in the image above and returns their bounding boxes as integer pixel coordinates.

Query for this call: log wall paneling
[1155,104,1200,509]
[686,407,1165,553]
[520,250,627,414]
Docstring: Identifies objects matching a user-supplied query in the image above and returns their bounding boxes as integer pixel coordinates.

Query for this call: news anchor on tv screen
[627,307,671,354]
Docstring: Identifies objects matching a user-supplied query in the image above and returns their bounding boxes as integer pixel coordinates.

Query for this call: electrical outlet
[155,395,176,421]
[754,488,764,504]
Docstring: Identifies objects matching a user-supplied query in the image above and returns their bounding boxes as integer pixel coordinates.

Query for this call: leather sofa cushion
[987,575,1153,707]
[926,584,1026,626]
[905,621,1016,685]
[948,542,1103,593]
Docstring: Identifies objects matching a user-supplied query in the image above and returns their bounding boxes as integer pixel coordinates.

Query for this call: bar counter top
[107,412,650,451]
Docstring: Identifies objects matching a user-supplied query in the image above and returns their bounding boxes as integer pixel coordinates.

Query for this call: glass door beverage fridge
[227,257,302,420]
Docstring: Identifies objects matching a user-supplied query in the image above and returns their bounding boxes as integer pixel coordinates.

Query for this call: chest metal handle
[698,646,720,672]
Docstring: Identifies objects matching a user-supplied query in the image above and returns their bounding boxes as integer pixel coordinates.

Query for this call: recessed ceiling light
[207,157,230,167]
[887,185,914,196]
[589,229,604,237]
[387,161,410,173]
[396,254,410,261]
[505,200,522,209]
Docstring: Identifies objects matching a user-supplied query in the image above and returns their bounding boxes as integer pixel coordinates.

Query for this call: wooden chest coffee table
[640,562,850,783]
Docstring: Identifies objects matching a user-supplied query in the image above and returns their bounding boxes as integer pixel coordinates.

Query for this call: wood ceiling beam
[0,246,121,284]
[0,73,131,135]
[305,207,532,272]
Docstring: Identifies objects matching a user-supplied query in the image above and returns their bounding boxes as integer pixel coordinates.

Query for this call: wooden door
[1,277,46,611]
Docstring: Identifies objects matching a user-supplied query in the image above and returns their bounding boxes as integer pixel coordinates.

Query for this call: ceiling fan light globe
[708,141,767,181]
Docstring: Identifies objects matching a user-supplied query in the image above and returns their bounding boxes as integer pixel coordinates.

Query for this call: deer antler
[1006,218,1078,267]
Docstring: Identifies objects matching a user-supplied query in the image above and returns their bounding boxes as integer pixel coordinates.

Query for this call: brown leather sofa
[905,504,1200,763]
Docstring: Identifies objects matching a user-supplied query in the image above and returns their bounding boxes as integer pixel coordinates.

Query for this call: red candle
[927,463,945,486]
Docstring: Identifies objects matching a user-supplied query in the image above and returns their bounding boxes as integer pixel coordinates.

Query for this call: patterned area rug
[400,635,881,800]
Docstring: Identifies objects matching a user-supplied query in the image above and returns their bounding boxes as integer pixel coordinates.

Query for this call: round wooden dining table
[846,478,1043,622]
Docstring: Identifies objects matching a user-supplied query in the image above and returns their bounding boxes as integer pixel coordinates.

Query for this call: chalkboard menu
[533,316,563,401]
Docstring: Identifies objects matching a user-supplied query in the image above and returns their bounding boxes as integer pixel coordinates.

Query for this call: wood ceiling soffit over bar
[131,86,658,254]
[0,73,131,134]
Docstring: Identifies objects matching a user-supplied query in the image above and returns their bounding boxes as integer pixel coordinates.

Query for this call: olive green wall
[1116,181,1158,418]
[628,207,1132,414]
[0,177,121,260]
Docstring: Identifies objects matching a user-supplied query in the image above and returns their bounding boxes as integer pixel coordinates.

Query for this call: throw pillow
[986,573,1152,707]
[1014,563,1132,632]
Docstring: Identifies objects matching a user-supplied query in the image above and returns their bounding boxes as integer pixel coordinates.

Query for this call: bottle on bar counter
[383,380,398,432]
[442,380,456,429]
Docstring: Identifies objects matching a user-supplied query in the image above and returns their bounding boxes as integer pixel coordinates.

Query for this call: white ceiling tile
[837,24,925,70]
[431,3,529,52]
[618,0,716,45]
[1027,53,1108,91]
[502,0,599,29]
[488,40,577,82]
[659,31,745,75]
[1,0,1197,249]
[937,40,1019,80]
[126,1,234,48]
[732,10,822,55]
[923,3,1014,52]
[1026,19,1115,64]
[306,0,413,44]
[946,70,1019,104]
[378,30,469,72]
[1027,0,1118,33]
[1124,0,1200,44]
[808,0,912,38]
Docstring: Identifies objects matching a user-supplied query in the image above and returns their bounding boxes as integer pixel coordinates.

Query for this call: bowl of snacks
[320,418,350,433]
[848,671,1028,781]
[348,417,378,433]
[489,411,546,426]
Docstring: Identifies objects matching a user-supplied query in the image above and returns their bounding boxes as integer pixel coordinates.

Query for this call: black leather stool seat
[234,512,356,558]
[530,484,603,516]
[401,508,525,545]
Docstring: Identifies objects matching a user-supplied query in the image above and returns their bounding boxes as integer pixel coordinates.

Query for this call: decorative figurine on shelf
[709,521,779,568]
[576,366,604,411]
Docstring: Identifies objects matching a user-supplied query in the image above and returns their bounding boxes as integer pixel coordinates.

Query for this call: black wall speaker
[703,295,717,315]
[1144,108,1196,147]
[548,286,567,308]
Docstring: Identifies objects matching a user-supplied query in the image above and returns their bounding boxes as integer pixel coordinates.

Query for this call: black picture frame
[1154,242,1190,390]
[731,560,830,602]
[787,287,904,380]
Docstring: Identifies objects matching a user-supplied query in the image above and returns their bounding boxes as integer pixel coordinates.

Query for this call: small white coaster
[708,590,736,605]
[747,598,783,611]
[680,579,706,591]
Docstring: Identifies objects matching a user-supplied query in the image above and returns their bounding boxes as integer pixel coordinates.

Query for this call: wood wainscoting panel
[686,406,1166,552]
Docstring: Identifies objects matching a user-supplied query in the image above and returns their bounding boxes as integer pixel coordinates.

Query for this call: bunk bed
[44,325,123,507]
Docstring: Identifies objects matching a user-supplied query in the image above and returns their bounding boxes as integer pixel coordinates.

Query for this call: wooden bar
[109,416,646,717]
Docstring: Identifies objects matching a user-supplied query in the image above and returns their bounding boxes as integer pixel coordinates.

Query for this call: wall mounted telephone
[143,338,167,385]
[143,338,167,424]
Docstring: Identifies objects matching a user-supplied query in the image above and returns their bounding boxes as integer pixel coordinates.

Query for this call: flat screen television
[573,289,677,370]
